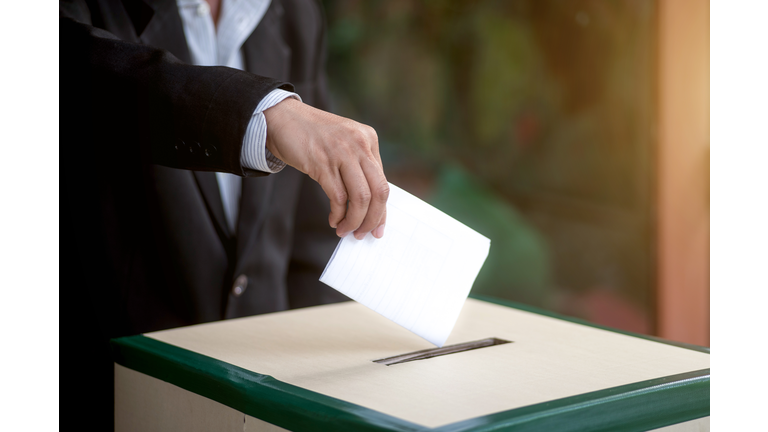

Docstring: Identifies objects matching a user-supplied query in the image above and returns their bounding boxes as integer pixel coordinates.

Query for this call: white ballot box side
[115,363,290,432]
[115,363,709,432]
[112,296,709,432]
[111,334,424,432]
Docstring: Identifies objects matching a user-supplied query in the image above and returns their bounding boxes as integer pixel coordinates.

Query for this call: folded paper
[320,183,491,346]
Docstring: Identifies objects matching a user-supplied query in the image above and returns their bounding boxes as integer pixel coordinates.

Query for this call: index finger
[335,163,372,238]
[353,156,389,239]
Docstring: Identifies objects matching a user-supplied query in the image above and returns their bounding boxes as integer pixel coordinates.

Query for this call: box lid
[112,296,709,431]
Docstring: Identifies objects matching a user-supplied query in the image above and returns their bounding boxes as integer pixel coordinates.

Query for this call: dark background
[322,0,658,335]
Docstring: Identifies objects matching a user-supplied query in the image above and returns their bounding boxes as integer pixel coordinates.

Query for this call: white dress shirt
[176,0,301,234]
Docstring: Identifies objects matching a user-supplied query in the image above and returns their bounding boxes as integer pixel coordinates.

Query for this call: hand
[264,97,389,239]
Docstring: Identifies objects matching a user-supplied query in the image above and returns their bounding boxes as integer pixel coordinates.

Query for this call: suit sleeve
[59,9,294,176]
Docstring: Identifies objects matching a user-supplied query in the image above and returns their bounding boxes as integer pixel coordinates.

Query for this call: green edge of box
[112,296,710,432]
[112,334,424,432]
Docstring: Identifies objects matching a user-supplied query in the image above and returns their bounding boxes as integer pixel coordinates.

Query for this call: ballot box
[113,296,710,431]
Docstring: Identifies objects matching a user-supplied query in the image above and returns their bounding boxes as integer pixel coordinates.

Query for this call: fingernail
[373,224,385,239]
[354,231,365,240]
[337,230,348,238]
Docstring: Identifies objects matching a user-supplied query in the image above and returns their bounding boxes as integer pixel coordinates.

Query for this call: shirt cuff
[240,89,302,173]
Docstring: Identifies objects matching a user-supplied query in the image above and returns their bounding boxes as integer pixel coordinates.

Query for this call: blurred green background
[322,0,657,334]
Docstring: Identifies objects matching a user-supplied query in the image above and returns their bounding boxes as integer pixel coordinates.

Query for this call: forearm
[60,15,293,175]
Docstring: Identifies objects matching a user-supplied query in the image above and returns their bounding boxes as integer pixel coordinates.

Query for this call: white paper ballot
[320,183,490,347]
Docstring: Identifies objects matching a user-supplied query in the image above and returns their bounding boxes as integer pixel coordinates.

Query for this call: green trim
[469,294,710,354]
[113,297,710,431]
[112,335,424,432]
[433,369,709,432]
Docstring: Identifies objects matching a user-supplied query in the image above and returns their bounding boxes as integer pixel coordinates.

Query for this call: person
[59,0,388,425]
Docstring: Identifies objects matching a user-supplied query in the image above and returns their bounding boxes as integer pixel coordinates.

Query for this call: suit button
[232,275,248,297]
[197,2,210,16]
[204,144,217,157]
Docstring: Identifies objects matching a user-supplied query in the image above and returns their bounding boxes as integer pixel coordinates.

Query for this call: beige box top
[146,298,710,428]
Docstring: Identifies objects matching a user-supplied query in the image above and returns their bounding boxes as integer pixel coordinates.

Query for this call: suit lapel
[134,0,192,64]
[134,1,230,241]
[235,0,287,256]
[132,0,285,253]
[192,171,232,241]
[242,0,290,80]
[236,175,274,258]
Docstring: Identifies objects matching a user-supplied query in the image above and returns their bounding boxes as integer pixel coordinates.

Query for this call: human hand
[263,97,388,239]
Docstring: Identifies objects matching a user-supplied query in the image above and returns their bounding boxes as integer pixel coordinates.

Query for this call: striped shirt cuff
[241,89,302,173]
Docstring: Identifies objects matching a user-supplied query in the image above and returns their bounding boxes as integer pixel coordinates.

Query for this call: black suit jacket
[60,0,346,425]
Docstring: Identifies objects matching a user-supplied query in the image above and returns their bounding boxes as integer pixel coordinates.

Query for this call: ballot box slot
[373,338,511,366]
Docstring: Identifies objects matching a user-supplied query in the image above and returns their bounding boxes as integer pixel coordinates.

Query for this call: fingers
[368,129,383,169]
[317,171,348,230]
[373,207,386,239]
[335,162,371,238]
[353,157,388,239]
[334,155,389,239]
[366,130,387,239]
[265,100,389,238]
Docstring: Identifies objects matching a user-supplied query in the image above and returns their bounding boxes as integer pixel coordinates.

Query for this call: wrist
[264,97,300,160]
